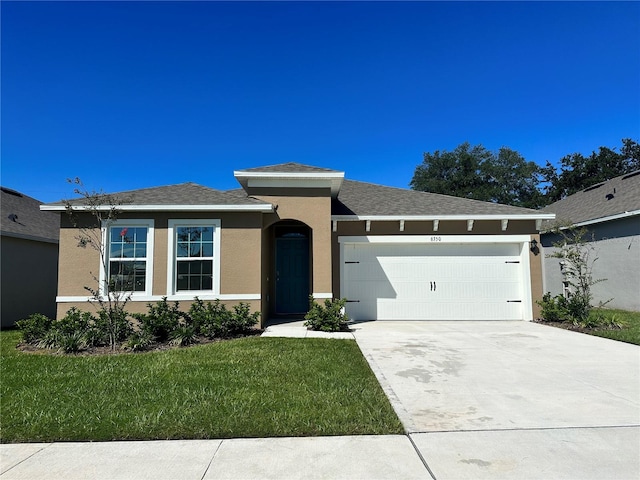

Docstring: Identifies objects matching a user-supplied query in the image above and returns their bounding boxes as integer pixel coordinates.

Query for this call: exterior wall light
[530,238,539,255]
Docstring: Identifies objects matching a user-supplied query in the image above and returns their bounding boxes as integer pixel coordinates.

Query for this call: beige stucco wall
[58,215,102,296]
[256,192,333,296]
[54,206,544,322]
[529,233,543,319]
[56,212,262,320]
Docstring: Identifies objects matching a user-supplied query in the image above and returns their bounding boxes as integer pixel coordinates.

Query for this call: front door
[275,234,310,314]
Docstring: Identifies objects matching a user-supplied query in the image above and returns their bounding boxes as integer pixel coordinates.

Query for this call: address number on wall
[430,236,442,242]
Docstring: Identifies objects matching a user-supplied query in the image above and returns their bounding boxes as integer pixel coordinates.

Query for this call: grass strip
[0,330,403,442]
[588,308,640,345]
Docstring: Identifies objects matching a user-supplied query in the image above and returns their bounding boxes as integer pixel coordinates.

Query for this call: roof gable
[541,170,640,226]
[234,163,345,197]
[237,162,342,173]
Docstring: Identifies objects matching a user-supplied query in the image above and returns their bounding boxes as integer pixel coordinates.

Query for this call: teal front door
[275,235,310,314]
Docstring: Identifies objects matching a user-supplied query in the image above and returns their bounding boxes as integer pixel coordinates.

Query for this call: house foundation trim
[311,292,334,299]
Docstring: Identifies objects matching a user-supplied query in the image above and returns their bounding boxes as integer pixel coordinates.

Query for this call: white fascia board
[234,171,345,180]
[571,209,640,228]
[42,204,273,212]
[331,213,556,221]
[338,234,533,244]
[541,209,640,233]
[234,171,345,196]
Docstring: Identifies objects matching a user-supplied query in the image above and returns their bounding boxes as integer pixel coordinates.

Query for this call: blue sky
[2,1,639,203]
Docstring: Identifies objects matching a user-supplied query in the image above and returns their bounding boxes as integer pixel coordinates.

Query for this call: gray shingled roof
[1,187,60,243]
[236,162,343,174]
[41,167,552,218]
[333,180,541,216]
[541,170,640,226]
[47,182,269,207]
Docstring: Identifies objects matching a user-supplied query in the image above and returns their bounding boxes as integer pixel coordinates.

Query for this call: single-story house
[1,187,60,328]
[42,163,555,325]
[540,170,640,312]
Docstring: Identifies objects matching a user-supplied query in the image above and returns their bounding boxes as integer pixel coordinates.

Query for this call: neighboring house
[1,187,60,328]
[42,163,554,325]
[540,170,640,312]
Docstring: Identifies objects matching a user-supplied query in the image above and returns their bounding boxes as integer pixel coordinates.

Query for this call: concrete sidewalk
[1,435,430,480]
[261,320,354,339]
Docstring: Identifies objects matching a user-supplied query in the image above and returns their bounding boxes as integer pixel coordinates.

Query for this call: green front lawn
[0,331,403,442]
[588,308,640,345]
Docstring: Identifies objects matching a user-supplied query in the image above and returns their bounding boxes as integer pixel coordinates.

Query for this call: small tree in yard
[540,225,609,327]
[63,178,132,350]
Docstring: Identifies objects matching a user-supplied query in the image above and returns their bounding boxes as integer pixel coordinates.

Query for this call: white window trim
[167,219,221,296]
[100,219,154,298]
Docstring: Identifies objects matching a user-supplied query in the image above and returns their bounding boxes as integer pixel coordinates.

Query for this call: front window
[168,219,220,295]
[103,220,154,295]
[176,226,214,291]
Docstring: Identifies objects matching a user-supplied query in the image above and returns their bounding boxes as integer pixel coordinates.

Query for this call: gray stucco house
[1,187,60,327]
[540,170,640,312]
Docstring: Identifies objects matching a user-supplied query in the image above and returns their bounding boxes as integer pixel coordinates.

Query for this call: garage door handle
[346,299,360,303]
[507,300,522,303]
[430,281,433,291]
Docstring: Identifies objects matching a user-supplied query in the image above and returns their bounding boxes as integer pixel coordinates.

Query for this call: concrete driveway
[353,320,640,479]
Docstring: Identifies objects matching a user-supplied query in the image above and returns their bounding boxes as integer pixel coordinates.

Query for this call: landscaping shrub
[124,330,153,352]
[188,298,259,338]
[96,304,133,347]
[170,325,197,347]
[24,308,96,353]
[188,298,230,338]
[538,293,624,330]
[16,298,259,354]
[304,297,349,332]
[54,307,94,336]
[228,302,260,335]
[537,293,568,323]
[133,297,184,342]
[16,313,53,344]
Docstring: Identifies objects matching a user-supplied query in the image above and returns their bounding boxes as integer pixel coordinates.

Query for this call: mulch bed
[533,319,619,334]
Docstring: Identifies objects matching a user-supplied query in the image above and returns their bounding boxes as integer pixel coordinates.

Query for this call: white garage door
[341,241,527,321]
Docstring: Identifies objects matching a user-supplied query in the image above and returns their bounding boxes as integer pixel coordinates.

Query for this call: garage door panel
[343,242,525,321]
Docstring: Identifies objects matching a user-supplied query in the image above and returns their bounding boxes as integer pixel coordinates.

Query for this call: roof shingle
[541,170,640,225]
[333,180,541,216]
[47,182,269,207]
[1,187,60,242]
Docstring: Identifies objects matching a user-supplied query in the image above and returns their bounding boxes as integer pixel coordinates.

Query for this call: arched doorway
[272,221,311,316]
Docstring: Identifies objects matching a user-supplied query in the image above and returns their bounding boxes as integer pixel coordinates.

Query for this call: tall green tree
[410,142,544,208]
[541,138,640,203]
[485,147,544,208]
